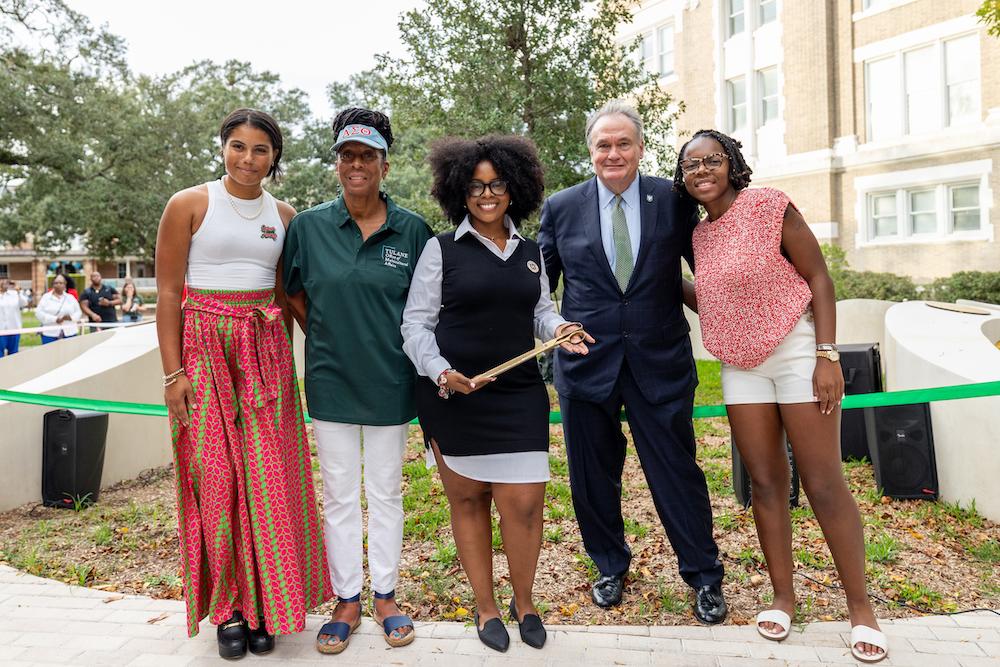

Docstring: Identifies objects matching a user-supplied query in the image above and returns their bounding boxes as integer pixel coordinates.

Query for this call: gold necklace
[223,178,265,220]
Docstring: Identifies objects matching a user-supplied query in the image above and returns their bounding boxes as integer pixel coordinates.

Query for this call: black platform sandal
[217,611,248,660]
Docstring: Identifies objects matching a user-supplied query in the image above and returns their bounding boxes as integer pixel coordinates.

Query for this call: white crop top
[186,179,285,290]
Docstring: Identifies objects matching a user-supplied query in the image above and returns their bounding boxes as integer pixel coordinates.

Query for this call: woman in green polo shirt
[283,107,432,654]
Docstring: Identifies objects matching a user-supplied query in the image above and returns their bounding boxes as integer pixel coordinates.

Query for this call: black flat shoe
[474,611,509,652]
[248,616,274,655]
[591,573,625,608]
[509,598,546,649]
[693,584,728,625]
[217,612,248,660]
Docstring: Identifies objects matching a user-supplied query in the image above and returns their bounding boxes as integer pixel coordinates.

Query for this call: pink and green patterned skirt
[172,288,331,637]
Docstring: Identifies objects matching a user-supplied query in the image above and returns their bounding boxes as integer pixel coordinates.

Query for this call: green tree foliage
[978,0,1000,37]
[1,1,319,259]
[337,0,680,231]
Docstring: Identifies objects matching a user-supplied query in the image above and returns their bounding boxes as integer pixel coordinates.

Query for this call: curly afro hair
[428,134,545,226]
[331,107,394,151]
[672,129,752,199]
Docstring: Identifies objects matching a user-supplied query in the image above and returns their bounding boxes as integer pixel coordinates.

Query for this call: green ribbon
[3,380,999,423]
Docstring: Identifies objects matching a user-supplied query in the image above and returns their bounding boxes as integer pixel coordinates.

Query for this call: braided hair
[671,129,752,198]
[331,107,394,151]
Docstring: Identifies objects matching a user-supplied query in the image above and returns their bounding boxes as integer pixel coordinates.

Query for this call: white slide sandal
[756,609,791,641]
[850,624,888,663]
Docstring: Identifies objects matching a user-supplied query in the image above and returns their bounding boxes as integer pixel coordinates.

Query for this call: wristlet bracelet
[437,369,455,399]
[163,368,185,387]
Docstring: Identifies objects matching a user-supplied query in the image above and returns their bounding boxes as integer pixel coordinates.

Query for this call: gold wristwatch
[816,343,840,362]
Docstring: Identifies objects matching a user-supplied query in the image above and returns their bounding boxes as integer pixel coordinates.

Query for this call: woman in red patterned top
[673,130,886,663]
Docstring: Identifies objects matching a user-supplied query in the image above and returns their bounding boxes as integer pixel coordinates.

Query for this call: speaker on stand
[42,409,109,508]
[864,403,938,500]
[839,343,882,461]
[732,433,800,509]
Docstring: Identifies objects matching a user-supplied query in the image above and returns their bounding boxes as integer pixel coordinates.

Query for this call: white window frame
[657,23,675,77]
[854,160,993,247]
[727,77,748,133]
[863,30,981,143]
[728,0,746,38]
[757,67,779,127]
[758,0,777,26]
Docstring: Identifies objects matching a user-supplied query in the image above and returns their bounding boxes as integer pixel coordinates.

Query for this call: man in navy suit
[537,100,726,623]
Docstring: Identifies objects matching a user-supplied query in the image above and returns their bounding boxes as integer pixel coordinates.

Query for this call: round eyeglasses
[679,152,727,174]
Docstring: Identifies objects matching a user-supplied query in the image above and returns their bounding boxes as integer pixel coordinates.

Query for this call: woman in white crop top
[155,108,331,658]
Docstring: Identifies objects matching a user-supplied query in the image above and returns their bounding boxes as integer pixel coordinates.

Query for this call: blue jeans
[0,334,19,355]
[40,334,74,345]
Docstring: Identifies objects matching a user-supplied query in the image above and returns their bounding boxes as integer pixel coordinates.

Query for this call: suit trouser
[312,420,407,598]
[560,360,724,589]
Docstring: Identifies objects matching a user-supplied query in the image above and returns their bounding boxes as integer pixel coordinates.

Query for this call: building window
[950,184,980,232]
[728,77,747,132]
[908,189,936,235]
[867,182,983,241]
[0,264,8,278]
[657,24,674,76]
[728,0,745,37]
[865,32,980,142]
[636,31,655,73]
[117,262,128,279]
[870,193,898,238]
[945,34,980,126]
[758,0,777,25]
[758,67,778,125]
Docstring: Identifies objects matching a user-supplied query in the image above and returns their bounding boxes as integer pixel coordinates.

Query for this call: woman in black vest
[402,135,591,653]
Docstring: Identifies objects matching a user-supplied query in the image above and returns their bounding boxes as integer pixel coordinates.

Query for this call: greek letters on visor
[332,124,389,154]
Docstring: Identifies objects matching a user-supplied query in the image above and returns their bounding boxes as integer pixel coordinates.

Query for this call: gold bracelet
[163,377,178,388]
[162,368,185,382]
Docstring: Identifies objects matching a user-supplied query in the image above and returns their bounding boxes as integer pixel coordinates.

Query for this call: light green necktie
[612,195,633,291]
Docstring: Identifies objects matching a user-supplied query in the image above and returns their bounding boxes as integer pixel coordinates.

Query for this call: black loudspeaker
[732,434,800,508]
[839,343,883,461]
[865,403,938,500]
[42,409,109,508]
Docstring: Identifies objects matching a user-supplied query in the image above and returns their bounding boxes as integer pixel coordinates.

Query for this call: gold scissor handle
[471,324,590,384]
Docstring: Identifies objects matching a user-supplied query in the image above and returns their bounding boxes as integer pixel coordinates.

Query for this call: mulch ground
[2,418,997,628]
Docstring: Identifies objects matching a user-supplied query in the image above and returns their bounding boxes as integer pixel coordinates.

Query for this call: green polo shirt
[283,193,433,425]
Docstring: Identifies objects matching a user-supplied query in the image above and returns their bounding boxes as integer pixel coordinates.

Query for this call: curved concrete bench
[883,301,1000,521]
[0,322,170,511]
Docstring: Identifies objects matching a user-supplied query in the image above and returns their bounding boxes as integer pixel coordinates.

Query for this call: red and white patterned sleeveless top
[692,187,813,369]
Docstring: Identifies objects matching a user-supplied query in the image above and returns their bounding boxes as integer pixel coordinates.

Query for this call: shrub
[820,243,917,302]
[927,272,1000,306]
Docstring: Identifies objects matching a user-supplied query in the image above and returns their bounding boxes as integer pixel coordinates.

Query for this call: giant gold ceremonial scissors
[471,324,589,385]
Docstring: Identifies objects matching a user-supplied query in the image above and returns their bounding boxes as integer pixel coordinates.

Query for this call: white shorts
[721,313,818,405]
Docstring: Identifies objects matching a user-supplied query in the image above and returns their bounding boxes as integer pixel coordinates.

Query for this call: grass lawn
[1,359,997,628]
[17,311,42,348]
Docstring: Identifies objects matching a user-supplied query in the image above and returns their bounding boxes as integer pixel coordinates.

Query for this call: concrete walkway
[0,565,997,666]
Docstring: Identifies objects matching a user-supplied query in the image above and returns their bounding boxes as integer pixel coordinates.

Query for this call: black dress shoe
[693,584,728,625]
[474,611,510,652]
[217,612,249,659]
[591,573,625,608]
[509,598,546,649]
[248,616,274,655]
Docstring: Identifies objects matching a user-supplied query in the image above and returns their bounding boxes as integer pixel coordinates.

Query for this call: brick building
[622,0,998,282]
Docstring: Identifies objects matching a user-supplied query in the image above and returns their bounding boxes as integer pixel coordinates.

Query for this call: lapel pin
[526,260,540,273]
[646,194,653,203]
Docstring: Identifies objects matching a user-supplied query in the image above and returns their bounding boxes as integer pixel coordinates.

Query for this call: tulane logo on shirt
[382,246,409,269]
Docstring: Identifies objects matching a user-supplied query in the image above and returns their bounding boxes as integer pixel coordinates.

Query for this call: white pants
[312,420,407,599]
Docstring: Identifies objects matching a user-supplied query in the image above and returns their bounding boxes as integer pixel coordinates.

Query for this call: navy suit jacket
[537,175,699,405]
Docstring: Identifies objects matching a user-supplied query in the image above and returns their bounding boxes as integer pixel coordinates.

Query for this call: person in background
[120,278,145,322]
[35,275,81,344]
[674,128,886,663]
[79,271,120,325]
[0,280,29,355]
[156,107,330,659]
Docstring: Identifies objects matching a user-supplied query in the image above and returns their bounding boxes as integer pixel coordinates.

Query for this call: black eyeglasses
[467,179,509,197]
[679,152,727,174]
